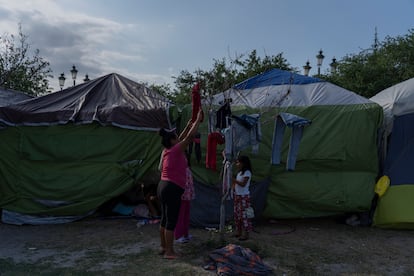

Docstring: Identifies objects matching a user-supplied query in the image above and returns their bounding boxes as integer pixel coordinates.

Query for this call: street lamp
[330,57,338,74]
[58,65,91,91]
[316,49,325,76]
[303,50,337,76]
[303,60,312,76]
[70,65,78,86]
[58,73,66,91]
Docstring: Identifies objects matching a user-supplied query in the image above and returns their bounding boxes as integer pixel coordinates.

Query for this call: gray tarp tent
[0,73,171,129]
[0,73,174,224]
[0,87,32,107]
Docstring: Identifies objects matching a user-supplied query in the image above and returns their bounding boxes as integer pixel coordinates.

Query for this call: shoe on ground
[175,236,188,243]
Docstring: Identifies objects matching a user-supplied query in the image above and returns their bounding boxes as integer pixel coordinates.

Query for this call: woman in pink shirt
[158,110,202,260]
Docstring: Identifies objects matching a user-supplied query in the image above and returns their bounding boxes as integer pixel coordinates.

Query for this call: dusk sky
[0,0,412,91]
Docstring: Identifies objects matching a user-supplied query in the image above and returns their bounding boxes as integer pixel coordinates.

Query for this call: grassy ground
[0,216,414,275]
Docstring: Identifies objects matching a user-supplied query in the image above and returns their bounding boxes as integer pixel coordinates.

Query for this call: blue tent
[233,69,322,89]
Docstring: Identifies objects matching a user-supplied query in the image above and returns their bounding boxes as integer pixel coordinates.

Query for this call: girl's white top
[235,170,251,196]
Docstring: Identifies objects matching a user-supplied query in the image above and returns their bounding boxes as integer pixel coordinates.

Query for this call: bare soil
[0,215,413,275]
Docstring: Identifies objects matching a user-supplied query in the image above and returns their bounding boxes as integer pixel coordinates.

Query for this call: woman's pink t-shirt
[161,144,187,189]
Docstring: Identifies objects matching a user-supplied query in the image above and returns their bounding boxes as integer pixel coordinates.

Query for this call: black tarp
[0,87,33,107]
[0,73,172,130]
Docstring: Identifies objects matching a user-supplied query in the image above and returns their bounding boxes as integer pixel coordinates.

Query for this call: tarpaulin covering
[0,73,173,220]
[0,73,172,130]
[371,77,414,229]
[193,69,383,219]
[0,87,32,107]
[370,77,414,136]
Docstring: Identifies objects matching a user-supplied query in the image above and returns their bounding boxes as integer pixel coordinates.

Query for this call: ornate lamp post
[316,49,325,76]
[330,57,338,74]
[58,65,91,90]
[303,61,312,76]
[58,73,66,91]
[303,50,337,76]
[70,65,78,86]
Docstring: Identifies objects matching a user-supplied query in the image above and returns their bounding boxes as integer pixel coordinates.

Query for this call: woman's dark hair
[237,155,252,173]
[159,128,177,149]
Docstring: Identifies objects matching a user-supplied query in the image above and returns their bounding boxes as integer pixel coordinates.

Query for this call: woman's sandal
[163,252,181,260]
[238,236,249,241]
[163,254,179,260]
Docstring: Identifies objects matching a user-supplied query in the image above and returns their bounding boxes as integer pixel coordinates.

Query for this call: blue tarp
[233,68,323,90]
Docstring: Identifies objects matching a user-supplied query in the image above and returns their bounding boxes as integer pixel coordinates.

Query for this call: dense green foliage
[324,28,414,98]
[0,24,52,96]
[170,50,294,105]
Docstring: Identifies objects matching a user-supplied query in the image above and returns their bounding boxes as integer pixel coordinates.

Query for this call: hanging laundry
[231,114,262,154]
[271,112,312,171]
[215,101,232,129]
[191,82,204,122]
[193,132,202,164]
[188,132,202,166]
[206,132,225,171]
[222,127,233,161]
[232,114,258,129]
[222,160,233,200]
[208,109,216,134]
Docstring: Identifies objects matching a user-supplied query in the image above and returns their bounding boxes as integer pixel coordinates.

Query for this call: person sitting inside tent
[98,183,160,218]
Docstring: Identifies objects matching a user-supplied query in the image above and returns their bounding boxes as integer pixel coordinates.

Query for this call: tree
[0,24,52,96]
[324,28,414,98]
[171,50,293,105]
[235,50,292,81]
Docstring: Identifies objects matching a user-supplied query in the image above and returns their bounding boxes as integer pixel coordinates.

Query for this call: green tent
[190,69,383,219]
[0,73,173,220]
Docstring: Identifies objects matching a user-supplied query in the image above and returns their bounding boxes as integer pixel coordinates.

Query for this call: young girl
[232,155,253,241]
[174,167,195,243]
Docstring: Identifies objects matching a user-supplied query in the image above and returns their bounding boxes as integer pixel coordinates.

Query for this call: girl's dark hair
[237,155,252,173]
[159,128,177,149]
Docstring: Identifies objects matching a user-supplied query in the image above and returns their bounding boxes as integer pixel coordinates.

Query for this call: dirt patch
[0,216,413,275]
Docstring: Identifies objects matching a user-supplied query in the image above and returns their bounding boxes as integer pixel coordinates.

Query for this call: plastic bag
[245,207,255,218]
